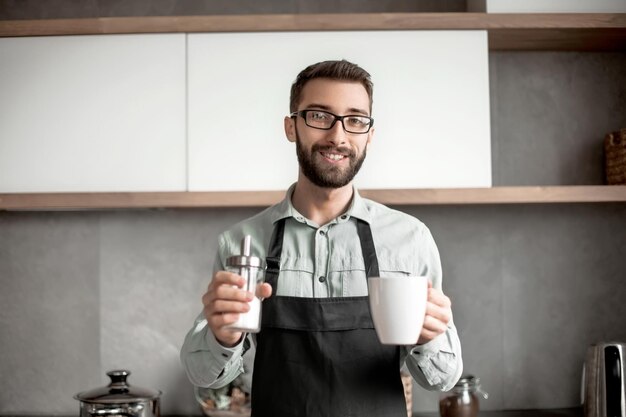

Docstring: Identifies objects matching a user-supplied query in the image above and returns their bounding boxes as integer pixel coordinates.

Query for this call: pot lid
[74,370,161,403]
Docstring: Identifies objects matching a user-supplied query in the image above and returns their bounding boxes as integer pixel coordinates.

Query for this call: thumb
[257,282,273,300]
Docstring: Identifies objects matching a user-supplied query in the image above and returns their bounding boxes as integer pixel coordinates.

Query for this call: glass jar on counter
[439,375,488,417]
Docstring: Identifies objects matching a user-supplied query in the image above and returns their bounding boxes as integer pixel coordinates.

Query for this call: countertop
[2,407,584,417]
[414,408,583,417]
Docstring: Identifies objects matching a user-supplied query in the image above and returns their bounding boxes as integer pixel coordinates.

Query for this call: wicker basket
[605,128,626,185]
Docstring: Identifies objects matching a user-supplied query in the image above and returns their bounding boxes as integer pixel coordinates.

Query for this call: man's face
[285,78,374,189]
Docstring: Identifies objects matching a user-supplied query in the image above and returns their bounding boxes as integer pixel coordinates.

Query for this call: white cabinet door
[187,31,491,191]
[0,34,186,192]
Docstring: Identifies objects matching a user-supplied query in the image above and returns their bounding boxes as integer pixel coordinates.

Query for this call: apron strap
[265,217,379,286]
[356,219,380,278]
[265,218,286,289]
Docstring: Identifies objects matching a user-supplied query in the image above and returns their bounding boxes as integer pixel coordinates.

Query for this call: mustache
[311,144,355,158]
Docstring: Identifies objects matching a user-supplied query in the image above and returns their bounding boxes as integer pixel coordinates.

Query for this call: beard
[295,128,367,189]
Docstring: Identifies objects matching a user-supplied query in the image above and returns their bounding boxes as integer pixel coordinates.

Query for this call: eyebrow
[304,103,370,116]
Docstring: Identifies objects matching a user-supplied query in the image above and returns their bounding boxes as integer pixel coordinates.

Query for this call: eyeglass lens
[303,110,372,133]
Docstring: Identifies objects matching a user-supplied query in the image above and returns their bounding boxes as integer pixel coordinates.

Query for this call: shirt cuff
[410,332,449,357]
[407,330,458,389]
[205,330,245,365]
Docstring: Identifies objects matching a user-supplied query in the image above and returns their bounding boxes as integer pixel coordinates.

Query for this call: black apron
[251,218,407,417]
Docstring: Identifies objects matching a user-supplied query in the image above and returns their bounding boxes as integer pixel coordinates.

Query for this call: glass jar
[224,236,264,333]
[439,375,488,417]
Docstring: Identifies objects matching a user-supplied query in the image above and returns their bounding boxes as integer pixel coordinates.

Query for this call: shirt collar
[347,188,372,223]
[270,183,372,225]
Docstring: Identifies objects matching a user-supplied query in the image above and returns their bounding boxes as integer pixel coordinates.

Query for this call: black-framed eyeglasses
[290,110,374,134]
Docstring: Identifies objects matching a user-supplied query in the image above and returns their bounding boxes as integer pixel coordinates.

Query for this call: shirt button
[318,276,326,283]
[319,230,326,236]
[221,353,229,358]
[341,215,348,220]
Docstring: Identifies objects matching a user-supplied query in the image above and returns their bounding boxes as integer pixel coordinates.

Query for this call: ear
[284,116,296,143]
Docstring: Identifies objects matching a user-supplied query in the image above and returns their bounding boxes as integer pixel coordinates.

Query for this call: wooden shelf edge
[1,13,625,51]
[360,185,626,205]
[1,186,625,210]
[0,190,286,210]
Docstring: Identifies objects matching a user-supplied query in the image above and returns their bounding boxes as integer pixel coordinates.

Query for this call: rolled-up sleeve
[180,235,248,388]
[403,224,463,391]
[180,313,246,388]
[403,319,463,391]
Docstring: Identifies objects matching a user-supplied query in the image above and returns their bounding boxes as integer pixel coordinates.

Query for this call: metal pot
[74,370,161,417]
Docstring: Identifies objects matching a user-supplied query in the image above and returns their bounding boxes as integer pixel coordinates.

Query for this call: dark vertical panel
[490,52,626,186]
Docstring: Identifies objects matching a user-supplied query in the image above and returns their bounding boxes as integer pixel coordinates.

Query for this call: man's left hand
[417,281,452,345]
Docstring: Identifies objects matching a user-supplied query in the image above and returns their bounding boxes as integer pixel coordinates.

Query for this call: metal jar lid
[74,370,161,403]
[452,375,489,399]
[455,375,480,389]
[226,235,262,268]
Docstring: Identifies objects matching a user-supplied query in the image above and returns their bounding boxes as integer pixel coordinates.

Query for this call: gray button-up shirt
[181,185,463,392]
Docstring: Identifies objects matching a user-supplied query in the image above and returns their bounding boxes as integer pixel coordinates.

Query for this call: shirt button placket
[315,228,330,297]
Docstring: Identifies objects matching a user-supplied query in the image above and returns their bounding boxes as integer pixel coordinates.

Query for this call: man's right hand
[202,270,272,347]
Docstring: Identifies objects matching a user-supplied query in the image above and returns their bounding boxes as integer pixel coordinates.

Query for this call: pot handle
[88,404,144,417]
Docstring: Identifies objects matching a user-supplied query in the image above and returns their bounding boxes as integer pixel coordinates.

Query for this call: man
[181,60,462,417]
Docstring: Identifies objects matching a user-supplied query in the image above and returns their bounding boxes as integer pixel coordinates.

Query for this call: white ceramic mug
[367,276,429,345]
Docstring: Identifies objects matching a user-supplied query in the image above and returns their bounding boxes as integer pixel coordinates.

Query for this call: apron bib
[250,218,407,417]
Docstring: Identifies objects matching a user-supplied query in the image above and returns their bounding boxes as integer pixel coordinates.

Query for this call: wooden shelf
[1,14,624,209]
[1,13,625,51]
[1,186,625,210]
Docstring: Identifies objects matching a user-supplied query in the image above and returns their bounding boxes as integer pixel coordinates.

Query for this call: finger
[214,284,254,302]
[219,312,242,325]
[211,271,246,288]
[202,286,252,311]
[425,301,452,325]
[211,299,251,315]
[202,286,253,326]
[256,282,273,299]
[428,287,451,309]
[421,314,449,334]
[418,328,440,344]
[206,308,241,328]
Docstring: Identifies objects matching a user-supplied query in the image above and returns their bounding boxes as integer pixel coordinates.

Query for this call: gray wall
[1,0,626,412]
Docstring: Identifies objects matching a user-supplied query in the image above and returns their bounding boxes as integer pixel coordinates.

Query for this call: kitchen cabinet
[187,30,490,191]
[0,13,625,208]
[0,34,186,192]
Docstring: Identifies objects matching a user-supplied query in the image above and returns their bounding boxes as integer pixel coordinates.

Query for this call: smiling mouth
[320,151,347,162]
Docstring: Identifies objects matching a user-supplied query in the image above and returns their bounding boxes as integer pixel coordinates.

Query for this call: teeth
[322,153,345,161]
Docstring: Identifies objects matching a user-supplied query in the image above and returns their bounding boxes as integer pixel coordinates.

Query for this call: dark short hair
[289,60,374,114]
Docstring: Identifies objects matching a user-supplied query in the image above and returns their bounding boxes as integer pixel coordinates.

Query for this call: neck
[291,175,354,226]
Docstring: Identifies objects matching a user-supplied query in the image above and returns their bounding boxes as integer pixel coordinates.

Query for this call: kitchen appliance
[582,342,626,417]
[74,370,161,417]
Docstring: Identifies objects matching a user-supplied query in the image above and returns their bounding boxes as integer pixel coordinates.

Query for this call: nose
[325,119,348,145]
